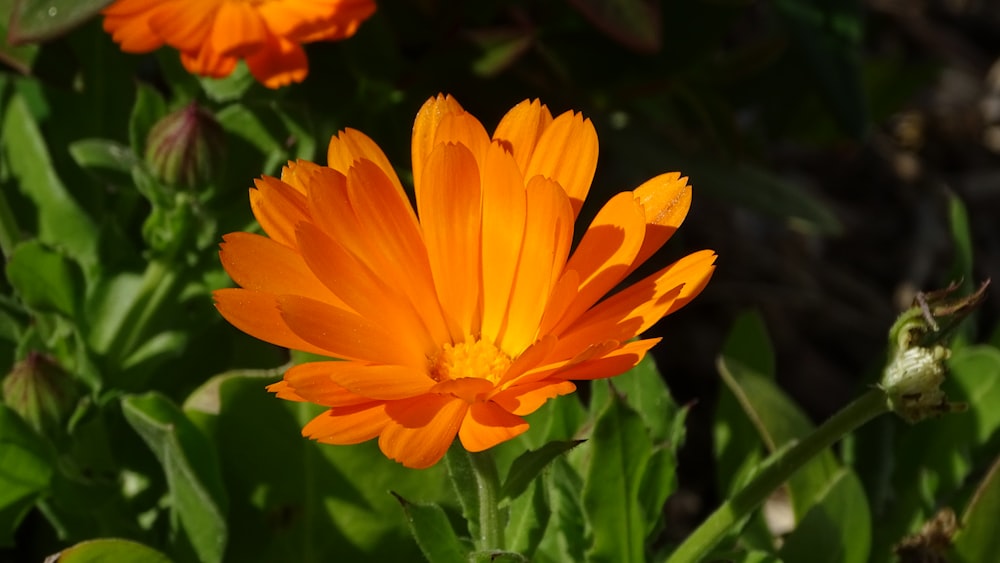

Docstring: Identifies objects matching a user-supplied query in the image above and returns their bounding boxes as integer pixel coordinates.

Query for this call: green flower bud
[144,103,225,188]
[2,352,79,438]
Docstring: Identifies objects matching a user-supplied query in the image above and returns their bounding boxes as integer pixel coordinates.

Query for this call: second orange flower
[102,0,376,88]
[215,95,717,468]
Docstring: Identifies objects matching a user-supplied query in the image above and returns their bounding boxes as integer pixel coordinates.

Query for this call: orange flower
[102,0,375,88]
[214,95,717,468]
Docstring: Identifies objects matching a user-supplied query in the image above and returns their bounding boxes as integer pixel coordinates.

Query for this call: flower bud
[2,352,79,438]
[144,103,225,188]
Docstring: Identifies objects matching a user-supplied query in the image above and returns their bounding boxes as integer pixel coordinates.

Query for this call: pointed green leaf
[0,404,54,546]
[69,139,138,174]
[612,354,680,442]
[582,391,651,563]
[638,444,679,536]
[537,457,586,562]
[568,0,660,52]
[392,492,468,563]
[54,538,173,563]
[2,94,98,266]
[121,393,228,563]
[129,83,168,157]
[501,440,583,501]
[444,443,481,543]
[722,311,776,379]
[5,240,83,316]
[0,0,37,72]
[8,0,114,44]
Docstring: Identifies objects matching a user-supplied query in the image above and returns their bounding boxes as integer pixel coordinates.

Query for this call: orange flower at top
[214,95,717,468]
[102,0,375,88]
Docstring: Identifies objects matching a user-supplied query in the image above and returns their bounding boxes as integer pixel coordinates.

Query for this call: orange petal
[326,363,434,400]
[557,249,717,356]
[627,173,692,276]
[430,378,494,403]
[180,44,238,78]
[411,94,465,198]
[102,0,169,52]
[266,380,306,402]
[210,1,267,57]
[555,339,659,380]
[296,222,435,354]
[490,379,576,416]
[480,143,527,343]
[432,112,491,169]
[213,288,333,357]
[278,294,424,367]
[149,1,218,52]
[547,191,647,335]
[492,99,554,172]
[458,401,529,452]
[245,35,308,88]
[282,361,373,406]
[417,143,483,339]
[279,159,323,195]
[327,128,405,198]
[499,176,573,355]
[218,232,344,308]
[380,395,468,468]
[523,110,598,218]
[303,403,389,445]
[344,160,451,344]
[249,175,312,248]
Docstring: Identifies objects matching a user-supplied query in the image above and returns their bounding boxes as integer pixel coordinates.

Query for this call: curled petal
[304,403,389,445]
[380,396,469,469]
[459,402,529,452]
[491,379,576,416]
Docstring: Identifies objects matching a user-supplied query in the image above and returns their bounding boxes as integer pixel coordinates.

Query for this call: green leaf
[216,104,284,155]
[200,63,255,104]
[1,93,98,266]
[392,492,468,563]
[7,0,113,44]
[444,442,481,543]
[537,457,586,562]
[948,345,1000,444]
[69,139,139,174]
[638,445,678,537]
[722,311,776,379]
[505,478,550,558]
[121,393,228,563]
[567,0,660,52]
[0,403,54,546]
[5,240,82,316]
[717,357,840,521]
[612,354,680,443]
[83,272,144,356]
[582,391,651,563]
[778,468,871,563]
[953,455,1000,563]
[53,538,174,563]
[0,0,38,72]
[501,440,583,501]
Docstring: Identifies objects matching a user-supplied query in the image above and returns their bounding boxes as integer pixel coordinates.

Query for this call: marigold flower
[214,95,717,468]
[102,0,376,88]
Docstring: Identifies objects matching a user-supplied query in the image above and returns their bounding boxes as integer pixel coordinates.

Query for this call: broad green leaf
[537,457,586,562]
[949,345,1000,444]
[200,63,254,103]
[638,445,678,536]
[83,272,144,356]
[121,393,228,563]
[215,104,284,156]
[501,440,583,501]
[444,443,481,543]
[582,391,651,563]
[0,403,54,546]
[717,357,840,521]
[778,468,871,563]
[392,493,468,563]
[953,455,1000,563]
[69,139,138,175]
[5,240,82,316]
[505,478,550,558]
[2,94,98,266]
[722,311,776,379]
[7,0,113,44]
[611,354,679,442]
[185,374,447,561]
[54,538,173,563]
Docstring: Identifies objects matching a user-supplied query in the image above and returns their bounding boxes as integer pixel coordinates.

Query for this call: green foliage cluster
[1,0,998,562]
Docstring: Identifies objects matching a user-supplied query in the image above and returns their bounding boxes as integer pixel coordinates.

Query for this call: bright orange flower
[102,0,375,88]
[214,95,717,468]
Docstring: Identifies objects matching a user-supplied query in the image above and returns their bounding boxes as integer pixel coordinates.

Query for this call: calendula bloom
[215,95,717,468]
[102,0,375,88]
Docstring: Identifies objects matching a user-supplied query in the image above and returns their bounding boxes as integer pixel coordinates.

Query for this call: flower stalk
[468,449,504,551]
[667,387,889,563]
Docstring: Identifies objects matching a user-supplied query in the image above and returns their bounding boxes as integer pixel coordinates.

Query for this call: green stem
[469,449,504,551]
[667,388,889,563]
[113,259,179,366]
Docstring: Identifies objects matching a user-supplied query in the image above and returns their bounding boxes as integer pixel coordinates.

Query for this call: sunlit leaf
[392,492,468,563]
[5,240,83,316]
[53,538,173,563]
[505,478,549,558]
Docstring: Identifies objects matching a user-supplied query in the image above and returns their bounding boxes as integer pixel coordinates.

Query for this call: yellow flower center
[430,339,512,384]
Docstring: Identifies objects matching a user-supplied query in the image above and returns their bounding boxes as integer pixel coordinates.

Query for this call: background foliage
[2,0,999,561]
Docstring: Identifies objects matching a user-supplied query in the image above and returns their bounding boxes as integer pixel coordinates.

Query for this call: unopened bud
[145,103,225,188]
[2,352,79,438]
